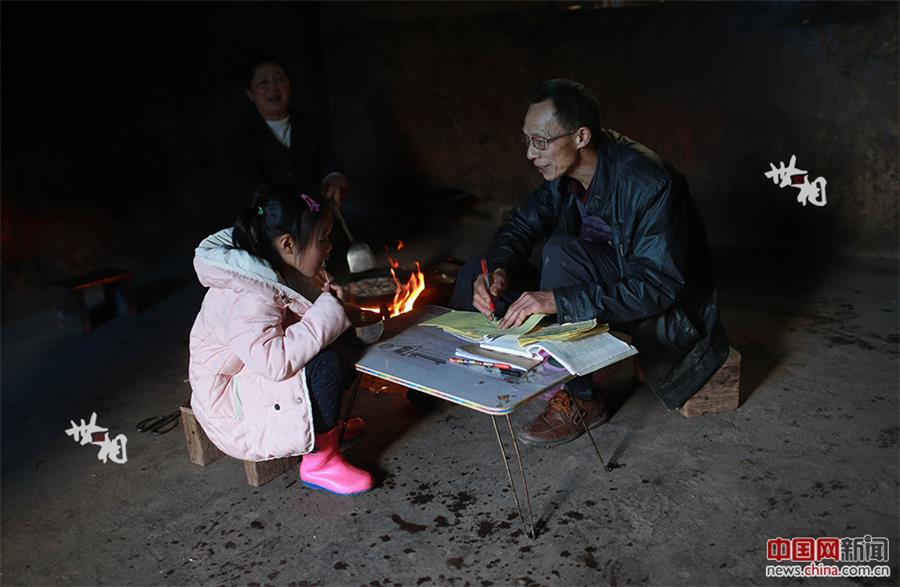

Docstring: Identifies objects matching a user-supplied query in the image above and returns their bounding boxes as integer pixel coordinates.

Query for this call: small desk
[355,306,618,538]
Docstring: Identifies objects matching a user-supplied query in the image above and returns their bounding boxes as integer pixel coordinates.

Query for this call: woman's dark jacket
[224,107,341,206]
[486,129,730,409]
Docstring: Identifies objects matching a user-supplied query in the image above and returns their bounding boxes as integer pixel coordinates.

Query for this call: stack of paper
[517,319,604,345]
[420,309,638,376]
[480,330,637,375]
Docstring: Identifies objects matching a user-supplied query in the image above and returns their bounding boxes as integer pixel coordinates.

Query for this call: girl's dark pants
[303,337,359,432]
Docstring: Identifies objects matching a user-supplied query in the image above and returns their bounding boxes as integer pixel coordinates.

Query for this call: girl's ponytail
[233,188,276,266]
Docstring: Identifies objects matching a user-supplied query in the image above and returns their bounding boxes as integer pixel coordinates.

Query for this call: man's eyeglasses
[521,130,576,151]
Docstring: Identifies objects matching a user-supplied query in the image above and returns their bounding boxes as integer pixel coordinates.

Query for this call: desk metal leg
[567,391,610,473]
[339,374,363,443]
[491,415,536,539]
[506,415,536,536]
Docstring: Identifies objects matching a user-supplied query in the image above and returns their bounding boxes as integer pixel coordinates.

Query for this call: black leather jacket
[486,129,729,409]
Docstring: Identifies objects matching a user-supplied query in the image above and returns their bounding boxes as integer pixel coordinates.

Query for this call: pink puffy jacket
[188,228,351,461]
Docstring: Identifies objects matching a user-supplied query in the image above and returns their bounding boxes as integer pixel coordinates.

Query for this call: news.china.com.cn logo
[765,536,891,579]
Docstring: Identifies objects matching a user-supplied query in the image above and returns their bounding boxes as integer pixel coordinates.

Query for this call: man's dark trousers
[449,235,623,400]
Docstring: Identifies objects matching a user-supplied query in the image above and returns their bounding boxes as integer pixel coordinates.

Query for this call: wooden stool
[179,402,299,487]
[53,267,136,332]
[679,347,741,416]
[631,347,742,416]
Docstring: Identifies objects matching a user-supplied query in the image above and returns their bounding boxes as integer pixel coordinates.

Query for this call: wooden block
[243,456,300,488]
[57,267,133,290]
[631,356,647,384]
[679,347,742,417]
[53,268,135,331]
[53,285,90,332]
[179,402,225,466]
[180,403,225,466]
[181,402,299,486]
[106,279,137,317]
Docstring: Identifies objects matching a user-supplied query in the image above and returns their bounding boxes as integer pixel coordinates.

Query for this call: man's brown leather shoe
[518,389,609,447]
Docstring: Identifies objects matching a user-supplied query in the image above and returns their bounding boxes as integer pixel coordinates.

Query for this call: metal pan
[340,262,458,311]
[333,207,377,274]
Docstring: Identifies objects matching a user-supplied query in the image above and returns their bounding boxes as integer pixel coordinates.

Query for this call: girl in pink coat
[189,186,373,495]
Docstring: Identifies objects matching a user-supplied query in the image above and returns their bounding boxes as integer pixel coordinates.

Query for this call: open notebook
[480,330,638,376]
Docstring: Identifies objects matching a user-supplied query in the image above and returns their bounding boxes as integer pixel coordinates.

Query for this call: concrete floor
[2,217,898,586]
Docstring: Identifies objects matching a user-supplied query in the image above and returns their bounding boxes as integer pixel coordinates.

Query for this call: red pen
[449,357,524,377]
[481,258,496,321]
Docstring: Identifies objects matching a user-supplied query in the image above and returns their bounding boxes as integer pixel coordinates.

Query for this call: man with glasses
[449,79,730,447]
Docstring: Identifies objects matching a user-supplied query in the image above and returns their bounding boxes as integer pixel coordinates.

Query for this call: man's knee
[459,255,485,284]
[542,235,581,267]
[449,255,484,310]
[540,235,585,290]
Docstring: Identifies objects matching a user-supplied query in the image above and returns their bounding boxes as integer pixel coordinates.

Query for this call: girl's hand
[322,280,345,301]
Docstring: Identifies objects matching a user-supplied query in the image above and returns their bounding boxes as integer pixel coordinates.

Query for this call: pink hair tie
[300,193,320,212]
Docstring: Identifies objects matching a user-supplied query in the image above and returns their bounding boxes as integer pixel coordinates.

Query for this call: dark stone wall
[320,2,898,254]
[1,2,896,320]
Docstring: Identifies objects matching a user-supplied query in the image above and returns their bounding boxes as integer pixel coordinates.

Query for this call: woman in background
[225,58,348,208]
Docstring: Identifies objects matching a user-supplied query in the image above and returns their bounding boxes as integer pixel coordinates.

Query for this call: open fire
[358,242,426,318]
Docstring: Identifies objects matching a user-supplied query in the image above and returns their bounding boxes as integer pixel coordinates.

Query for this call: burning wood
[345,277,397,298]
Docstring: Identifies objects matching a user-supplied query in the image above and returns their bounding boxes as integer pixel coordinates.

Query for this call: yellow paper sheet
[420,310,545,341]
[517,319,608,346]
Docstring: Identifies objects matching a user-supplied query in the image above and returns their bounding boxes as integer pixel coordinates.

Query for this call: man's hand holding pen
[472,264,556,329]
[473,266,508,320]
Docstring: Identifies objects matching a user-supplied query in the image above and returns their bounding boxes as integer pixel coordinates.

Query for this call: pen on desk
[480,258,496,321]
[449,357,524,377]
[450,357,513,368]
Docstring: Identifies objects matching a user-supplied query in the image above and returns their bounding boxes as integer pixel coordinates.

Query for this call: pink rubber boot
[300,425,373,495]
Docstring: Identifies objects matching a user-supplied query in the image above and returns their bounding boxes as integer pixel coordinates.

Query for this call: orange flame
[385,239,405,268]
[388,262,425,317]
[359,262,426,318]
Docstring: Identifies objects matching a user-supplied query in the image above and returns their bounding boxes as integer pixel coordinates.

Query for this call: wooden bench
[179,402,299,487]
[53,267,136,332]
[632,347,742,417]
[678,346,741,416]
